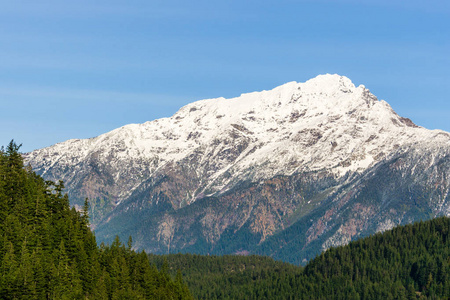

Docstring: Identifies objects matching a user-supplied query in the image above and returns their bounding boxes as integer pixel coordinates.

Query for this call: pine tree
[0,242,18,298]
[17,239,36,298]
[0,141,195,299]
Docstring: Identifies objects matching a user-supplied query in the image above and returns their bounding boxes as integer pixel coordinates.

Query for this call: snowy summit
[24,74,450,262]
[25,74,449,204]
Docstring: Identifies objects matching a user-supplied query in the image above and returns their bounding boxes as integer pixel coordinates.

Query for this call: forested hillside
[0,141,192,299]
[152,217,449,299]
[148,254,303,299]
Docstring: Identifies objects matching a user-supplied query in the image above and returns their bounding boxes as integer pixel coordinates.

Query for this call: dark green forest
[150,217,449,299]
[0,141,192,299]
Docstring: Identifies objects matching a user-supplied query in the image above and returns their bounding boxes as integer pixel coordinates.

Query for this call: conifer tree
[0,141,193,299]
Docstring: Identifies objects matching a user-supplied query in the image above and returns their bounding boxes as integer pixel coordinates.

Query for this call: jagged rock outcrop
[25,74,450,264]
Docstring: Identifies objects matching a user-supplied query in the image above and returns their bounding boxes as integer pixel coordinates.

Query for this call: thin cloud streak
[0,1,248,21]
[0,86,189,106]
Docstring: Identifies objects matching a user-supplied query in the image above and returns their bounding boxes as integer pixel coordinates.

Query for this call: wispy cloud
[0,1,246,21]
[0,85,189,106]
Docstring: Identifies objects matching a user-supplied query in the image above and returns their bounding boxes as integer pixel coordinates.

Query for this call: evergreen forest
[150,217,449,299]
[0,141,192,299]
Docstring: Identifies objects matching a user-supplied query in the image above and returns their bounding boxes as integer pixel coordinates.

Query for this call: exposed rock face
[24,74,450,264]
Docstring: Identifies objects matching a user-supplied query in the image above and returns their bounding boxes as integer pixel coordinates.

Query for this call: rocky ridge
[25,74,450,264]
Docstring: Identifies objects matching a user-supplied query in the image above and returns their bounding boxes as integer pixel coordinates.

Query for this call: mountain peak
[306,73,353,85]
[24,75,450,262]
[25,75,447,206]
[303,73,355,92]
[179,74,375,122]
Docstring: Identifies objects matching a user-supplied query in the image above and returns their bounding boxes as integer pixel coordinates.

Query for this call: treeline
[303,216,449,299]
[0,141,192,299]
[151,217,449,299]
[148,254,303,299]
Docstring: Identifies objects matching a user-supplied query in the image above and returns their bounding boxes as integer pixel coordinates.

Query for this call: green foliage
[152,217,449,299]
[148,253,303,300]
[303,216,449,299]
[0,140,192,299]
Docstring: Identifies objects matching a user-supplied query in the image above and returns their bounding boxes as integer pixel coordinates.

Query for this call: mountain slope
[25,74,450,263]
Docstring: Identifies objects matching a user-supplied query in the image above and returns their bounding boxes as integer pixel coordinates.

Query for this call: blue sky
[1,0,449,152]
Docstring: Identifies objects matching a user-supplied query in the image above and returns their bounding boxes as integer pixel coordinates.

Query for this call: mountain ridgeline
[0,141,192,299]
[25,74,450,264]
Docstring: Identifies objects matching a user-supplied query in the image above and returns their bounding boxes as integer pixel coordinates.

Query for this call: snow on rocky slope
[25,74,449,204]
[24,74,450,263]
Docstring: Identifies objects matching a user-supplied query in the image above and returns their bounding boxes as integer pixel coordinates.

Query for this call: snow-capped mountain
[25,74,450,264]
